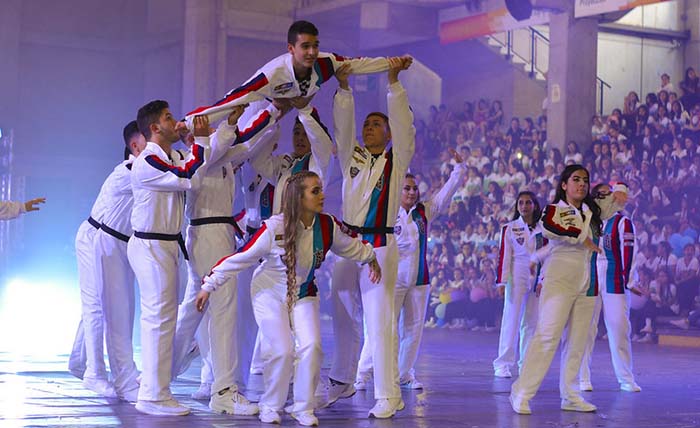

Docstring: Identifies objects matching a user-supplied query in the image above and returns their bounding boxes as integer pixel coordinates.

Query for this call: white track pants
[75,221,108,381]
[94,230,139,394]
[511,285,596,403]
[330,241,400,399]
[579,289,636,386]
[252,273,321,412]
[172,223,238,395]
[128,237,180,401]
[357,283,431,383]
[236,265,258,386]
[493,284,539,372]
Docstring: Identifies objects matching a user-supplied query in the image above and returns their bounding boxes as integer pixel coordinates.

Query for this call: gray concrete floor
[1,327,698,427]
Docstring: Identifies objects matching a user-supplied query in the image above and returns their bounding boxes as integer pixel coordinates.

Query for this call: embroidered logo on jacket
[516,237,525,245]
[350,166,360,178]
[394,225,402,235]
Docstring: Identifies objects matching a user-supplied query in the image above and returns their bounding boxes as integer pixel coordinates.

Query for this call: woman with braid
[195,171,381,426]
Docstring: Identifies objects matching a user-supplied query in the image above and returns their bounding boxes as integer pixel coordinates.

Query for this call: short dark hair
[123,120,140,146]
[137,100,169,140]
[287,20,318,45]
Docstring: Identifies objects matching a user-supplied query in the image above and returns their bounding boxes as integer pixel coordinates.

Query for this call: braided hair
[281,170,320,311]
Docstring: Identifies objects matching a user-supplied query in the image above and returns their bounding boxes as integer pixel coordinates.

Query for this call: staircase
[482,26,611,115]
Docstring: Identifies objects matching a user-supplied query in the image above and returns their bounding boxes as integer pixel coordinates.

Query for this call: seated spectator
[658,73,675,94]
[564,141,583,164]
[675,243,699,316]
[592,115,607,141]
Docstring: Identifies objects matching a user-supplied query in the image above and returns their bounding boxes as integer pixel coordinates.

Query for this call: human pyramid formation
[67,19,643,426]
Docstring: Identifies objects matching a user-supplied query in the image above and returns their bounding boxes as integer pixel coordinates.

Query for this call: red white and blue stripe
[603,214,634,294]
[298,214,335,299]
[362,149,394,248]
[542,204,581,238]
[412,203,430,286]
[186,73,269,117]
[145,144,205,178]
[587,236,600,297]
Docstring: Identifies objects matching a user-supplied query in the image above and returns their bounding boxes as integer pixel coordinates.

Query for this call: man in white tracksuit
[492,192,547,379]
[170,102,283,416]
[327,57,414,419]
[183,20,396,130]
[355,152,466,391]
[73,168,115,397]
[579,182,642,393]
[91,121,146,402]
[128,100,259,416]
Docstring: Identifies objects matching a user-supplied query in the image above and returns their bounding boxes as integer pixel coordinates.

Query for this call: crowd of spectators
[403,69,700,339]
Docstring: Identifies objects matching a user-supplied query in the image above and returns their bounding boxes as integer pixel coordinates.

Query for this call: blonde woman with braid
[196,171,381,426]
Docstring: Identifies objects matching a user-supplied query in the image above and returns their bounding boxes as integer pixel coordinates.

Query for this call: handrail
[492,26,612,114]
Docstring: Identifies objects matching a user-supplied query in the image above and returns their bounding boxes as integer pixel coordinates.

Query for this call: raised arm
[386,57,416,170]
[137,140,210,192]
[425,152,466,220]
[219,103,283,167]
[333,64,358,173]
[0,201,25,220]
[298,105,333,187]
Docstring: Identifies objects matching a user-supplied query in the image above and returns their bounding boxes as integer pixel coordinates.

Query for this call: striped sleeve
[496,225,511,286]
[327,52,390,75]
[138,143,208,191]
[541,204,583,243]
[620,217,636,288]
[202,223,273,292]
[330,215,376,264]
[184,72,271,130]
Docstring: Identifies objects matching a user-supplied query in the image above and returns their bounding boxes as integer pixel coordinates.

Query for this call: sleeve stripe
[314,57,335,85]
[236,110,272,144]
[622,218,634,284]
[542,205,581,238]
[332,215,358,238]
[208,223,268,275]
[496,225,508,283]
[144,144,204,179]
[310,107,332,140]
[186,73,269,117]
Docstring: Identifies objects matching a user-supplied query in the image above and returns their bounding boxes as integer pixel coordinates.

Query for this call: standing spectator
[680,67,699,111]
[657,73,675,94]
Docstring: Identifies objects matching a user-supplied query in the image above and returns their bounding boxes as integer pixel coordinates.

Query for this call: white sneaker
[354,377,372,391]
[82,377,118,398]
[579,381,593,392]
[326,381,355,406]
[191,382,212,400]
[509,394,531,415]
[494,367,512,378]
[291,410,319,426]
[259,407,281,424]
[209,388,259,415]
[670,318,690,330]
[119,387,139,403]
[368,398,404,418]
[135,398,190,416]
[620,382,642,392]
[561,398,597,412]
[176,342,200,377]
[637,333,654,343]
[400,378,424,389]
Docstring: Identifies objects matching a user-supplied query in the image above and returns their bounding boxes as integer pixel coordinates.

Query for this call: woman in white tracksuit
[356,150,466,390]
[492,191,547,379]
[510,164,603,415]
[196,171,381,427]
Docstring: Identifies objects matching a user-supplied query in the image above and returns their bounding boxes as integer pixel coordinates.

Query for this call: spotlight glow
[0,277,80,360]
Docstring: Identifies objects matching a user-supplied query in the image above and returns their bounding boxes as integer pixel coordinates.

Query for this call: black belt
[100,223,130,243]
[190,216,244,240]
[88,216,101,230]
[133,231,189,260]
[343,222,394,235]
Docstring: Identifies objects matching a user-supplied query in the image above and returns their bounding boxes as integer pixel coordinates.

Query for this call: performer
[492,191,547,378]
[355,149,466,390]
[183,20,406,129]
[73,156,117,397]
[128,100,265,416]
[196,171,381,427]
[510,164,602,415]
[579,182,642,393]
[91,121,146,402]
[327,57,414,419]
[170,103,281,415]
[0,198,45,219]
